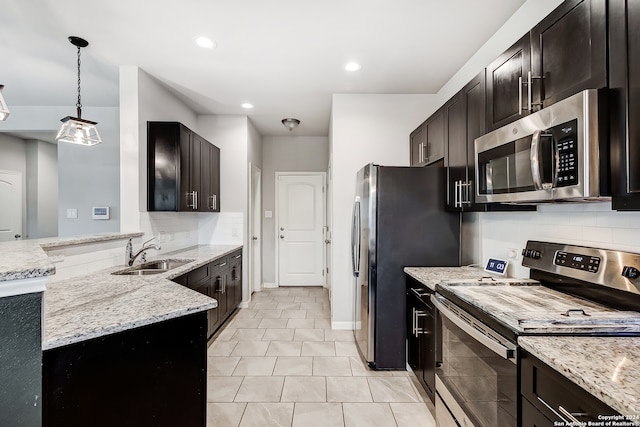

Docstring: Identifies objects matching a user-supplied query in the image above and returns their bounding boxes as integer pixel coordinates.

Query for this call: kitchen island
[42,243,241,427]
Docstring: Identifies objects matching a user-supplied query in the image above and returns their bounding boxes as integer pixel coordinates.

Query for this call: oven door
[431,294,518,427]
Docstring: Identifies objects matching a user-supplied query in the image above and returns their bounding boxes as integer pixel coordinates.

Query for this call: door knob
[280,227,284,231]
[325,239,331,244]
[280,235,285,239]
[252,236,258,241]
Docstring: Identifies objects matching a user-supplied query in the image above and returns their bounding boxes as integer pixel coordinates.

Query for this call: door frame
[0,169,24,241]
[248,163,262,296]
[274,171,326,287]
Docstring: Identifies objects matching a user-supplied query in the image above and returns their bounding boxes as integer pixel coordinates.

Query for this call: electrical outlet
[66,208,78,219]
[157,231,166,243]
[507,248,520,259]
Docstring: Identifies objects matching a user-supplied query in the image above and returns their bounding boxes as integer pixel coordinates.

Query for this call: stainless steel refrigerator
[351,163,461,370]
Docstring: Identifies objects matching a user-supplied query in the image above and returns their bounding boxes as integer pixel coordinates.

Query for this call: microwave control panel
[553,119,579,187]
[554,250,600,273]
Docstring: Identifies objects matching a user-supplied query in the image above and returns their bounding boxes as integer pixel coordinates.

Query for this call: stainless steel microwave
[474,89,609,203]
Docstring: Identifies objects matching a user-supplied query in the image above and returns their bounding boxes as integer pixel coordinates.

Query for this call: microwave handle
[530,130,543,190]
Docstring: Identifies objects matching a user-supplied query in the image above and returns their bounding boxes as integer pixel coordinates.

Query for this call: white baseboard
[331,321,354,330]
[263,282,277,289]
[238,301,249,309]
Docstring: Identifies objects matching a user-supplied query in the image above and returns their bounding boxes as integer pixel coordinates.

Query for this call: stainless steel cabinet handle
[518,76,523,115]
[215,262,227,268]
[213,194,217,210]
[187,191,197,209]
[527,70,533,112]
[557,406,589,424]
[415,310,427,336]
[419,142,426,164]
[410,288,431,298]
[233,254,242,259]
[412,308,418,337]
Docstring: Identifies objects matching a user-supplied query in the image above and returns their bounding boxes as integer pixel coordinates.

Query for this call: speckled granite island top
[519,336,640,421]
[43,244,241,350]
[0,232,144,282]
[404,266,533,291]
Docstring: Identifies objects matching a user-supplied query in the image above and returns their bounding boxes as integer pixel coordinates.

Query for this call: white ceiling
[1,0,526,137]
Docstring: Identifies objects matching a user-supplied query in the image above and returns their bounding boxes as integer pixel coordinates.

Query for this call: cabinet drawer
[186,264,210,286]
[521,351,619,424]
[210,256,229,271]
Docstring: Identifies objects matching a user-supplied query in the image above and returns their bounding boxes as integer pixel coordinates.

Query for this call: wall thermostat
[484,258,508,275]
[92,206,110,220]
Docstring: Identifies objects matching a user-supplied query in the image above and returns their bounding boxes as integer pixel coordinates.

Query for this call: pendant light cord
[76,45,82,118]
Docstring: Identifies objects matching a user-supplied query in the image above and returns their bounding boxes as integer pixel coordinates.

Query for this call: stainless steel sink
[111,259,195,276]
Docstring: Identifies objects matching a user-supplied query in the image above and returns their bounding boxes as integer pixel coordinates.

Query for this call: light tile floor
[206,286,436,427]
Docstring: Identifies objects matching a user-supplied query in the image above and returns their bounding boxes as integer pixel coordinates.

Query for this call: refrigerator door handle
[351,200,361,277]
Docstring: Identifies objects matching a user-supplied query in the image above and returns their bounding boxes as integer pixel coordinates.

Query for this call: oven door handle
[431,294,517,363]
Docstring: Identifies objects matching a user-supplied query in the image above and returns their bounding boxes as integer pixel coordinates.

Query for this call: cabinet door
[230,252,243,306]
[147,122,181,211]
[425,110,445,164]
[179,125,193,212]
[486,34,531,131]
[198,138,211,213]
[610,0,640,210]
[464,70,487,211]
[189,133,203,211]
[410,122,427,166]
[419,298,435,403]
[209,144,221,212]
[444,91,466,211]
[530,0,607,109]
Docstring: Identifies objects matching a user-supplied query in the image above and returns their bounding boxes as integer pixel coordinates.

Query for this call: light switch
[67,208,78,219]
[265,210,273,218]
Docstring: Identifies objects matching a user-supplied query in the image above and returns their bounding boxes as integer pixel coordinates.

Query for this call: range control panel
[554,250,600,273]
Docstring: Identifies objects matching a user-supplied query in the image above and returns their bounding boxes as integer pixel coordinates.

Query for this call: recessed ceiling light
[345,62,362,71]
[241,103,254,109]
[195,36,216,49]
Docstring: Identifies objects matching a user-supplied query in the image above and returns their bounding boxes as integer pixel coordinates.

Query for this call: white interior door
[277,173,325,286]
[0,170,23,242]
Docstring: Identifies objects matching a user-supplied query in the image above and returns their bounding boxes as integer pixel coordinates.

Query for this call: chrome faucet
[126,237,162,266]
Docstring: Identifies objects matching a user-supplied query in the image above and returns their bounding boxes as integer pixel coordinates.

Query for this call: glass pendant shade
[56,36,101,146]
[56,115,102,146]
[0,85,10,121]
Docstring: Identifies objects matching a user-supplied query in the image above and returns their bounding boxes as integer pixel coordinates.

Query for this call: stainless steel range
[432,241,640,427]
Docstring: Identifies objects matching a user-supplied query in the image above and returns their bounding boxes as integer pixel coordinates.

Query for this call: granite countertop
[0,232,144,283]
[43,244,241,350]
[404,266,531,291]
[519,336,640,422]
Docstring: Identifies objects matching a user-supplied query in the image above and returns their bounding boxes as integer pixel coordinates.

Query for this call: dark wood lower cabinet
[406,277,436,403]
[520,350,620,426]
[173,250,242,339]
[43,312,207,427]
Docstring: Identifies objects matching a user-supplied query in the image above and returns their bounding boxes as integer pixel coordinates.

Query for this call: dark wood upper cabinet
[410,109,445,166]
[486,34,531,131]
[530,0,607,109]
[446,71,486,211]
[147,122,220,212]
[610,0,640,210]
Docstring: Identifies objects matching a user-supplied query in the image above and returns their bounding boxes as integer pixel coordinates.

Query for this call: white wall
[198,115,256,303]
[26,140,58,238]
[0,106,120,237]
[119,66,200,252]
[261,136,329,284]
[329,94,440,327]
[57,107,120,237]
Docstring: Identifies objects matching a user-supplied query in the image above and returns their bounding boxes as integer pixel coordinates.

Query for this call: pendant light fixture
[0,85,10,121]
[56,36,102,146]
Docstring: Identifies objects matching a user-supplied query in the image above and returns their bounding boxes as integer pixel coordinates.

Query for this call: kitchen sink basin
[111,259,195,276]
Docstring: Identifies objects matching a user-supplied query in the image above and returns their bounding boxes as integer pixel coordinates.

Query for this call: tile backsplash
[481,202,640,278]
